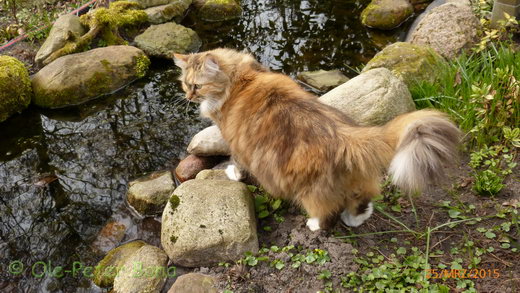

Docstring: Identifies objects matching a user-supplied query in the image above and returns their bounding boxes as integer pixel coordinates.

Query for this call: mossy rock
[32,45,150,108]
[195,0,242,22]
[126,170,175,216]
[93,240,147,288]
[361,0,413,30]
[0,56,32,123]
[362,42,444,87]
[145,0,192,24]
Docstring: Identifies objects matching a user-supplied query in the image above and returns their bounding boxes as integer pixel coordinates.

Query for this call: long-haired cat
[174,48,461,231]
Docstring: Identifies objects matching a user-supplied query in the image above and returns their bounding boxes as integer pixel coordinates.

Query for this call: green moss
[134,54,150,78]
[170,235,177,243]
[0,56,32,122]
[361,1,413,30]
[199,0,242,21]
[169,194,180,211]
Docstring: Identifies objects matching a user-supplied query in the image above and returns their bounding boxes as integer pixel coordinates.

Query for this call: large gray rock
[161,179,258,267]
[168,273,217,293]
[319,68,415,126]
[297,70,349,92]
[194,0,242,22]
[409,2,480,59]
[93,240,147,288]
[145,0,192,24]
[32,45,150,108]
[0,56,32,123]
[361,0,413,30]
[113,245,169,293]
[35,14,86,66]
[135,22,202,58]
[127,170,175,216]
[362,42,443,87]
[187,125,231,156]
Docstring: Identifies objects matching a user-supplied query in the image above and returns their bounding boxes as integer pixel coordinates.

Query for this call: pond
[0,0,409,291]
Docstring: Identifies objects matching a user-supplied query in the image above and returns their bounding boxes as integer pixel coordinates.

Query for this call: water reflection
[0,0,406,291]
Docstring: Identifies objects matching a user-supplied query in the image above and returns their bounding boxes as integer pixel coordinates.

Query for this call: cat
[173,48,461,231]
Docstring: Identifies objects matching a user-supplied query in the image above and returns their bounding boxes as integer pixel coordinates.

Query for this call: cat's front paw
[225,164,243,181]
[306,218,321,231]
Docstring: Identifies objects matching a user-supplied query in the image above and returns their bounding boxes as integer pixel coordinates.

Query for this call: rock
[174,154,224,182]
[161,179,258,267]
[297,70,349,92]
[187,125,231,156]
[93,240,147,288]
[0,56,32,123]
[135,22,202,58]
[409,2,480,59]
[361,0,413,30]
[145,0,192,24]
[194,0,242,22]
[195,169,229,180]
[362,42,443,87]
[168,273,217,293]
[91,221,127,253]
[32,45,150,108]
[319,68,415,126]
[127,170,175,216]
[35,14,86,66]
[113,244,169,293]
[129,0,174,8]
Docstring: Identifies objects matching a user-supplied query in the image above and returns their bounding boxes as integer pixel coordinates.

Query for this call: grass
[410,42,520,147]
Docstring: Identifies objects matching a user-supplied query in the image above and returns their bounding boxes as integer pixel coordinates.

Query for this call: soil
[185,155,520,293]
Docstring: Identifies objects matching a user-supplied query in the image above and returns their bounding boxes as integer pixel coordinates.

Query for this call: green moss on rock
[361,0,413,30]
[169,194,180,211]
[134,54,150,78]
[0,56,32,123]
[93,240,147,288]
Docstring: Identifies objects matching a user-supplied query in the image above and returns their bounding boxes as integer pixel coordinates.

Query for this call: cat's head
[173,51,231,104]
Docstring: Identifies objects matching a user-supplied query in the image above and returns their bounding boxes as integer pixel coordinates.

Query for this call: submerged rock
[161,179,258,267]
[32,45,150,108]
[175,154,224,182]
[113,244,169,293]
[91,221,127,253]
[0,56,32,123]
[319,68,415,126]
[127,170,175,216]
[194,0,242,22]
[409,2,480,59]
[362,42,442,87]
[187,125,231,156]
[168,273,218,293]
[93,240,147,288]
[297,70,349,92]
[145,0,192,24]
[135,22,202,58]
[35,14,86,66]
[361,0,413,30]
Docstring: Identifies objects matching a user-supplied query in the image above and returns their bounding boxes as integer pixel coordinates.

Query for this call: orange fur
[174,48,461,230]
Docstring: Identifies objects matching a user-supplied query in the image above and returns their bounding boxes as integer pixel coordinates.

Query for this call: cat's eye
[194,84,203,90]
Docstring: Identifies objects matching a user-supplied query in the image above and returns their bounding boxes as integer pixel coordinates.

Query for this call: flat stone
[195,169,229,180]
[168,273,217,293]
[175,154,224,182]
[187,125,231,156]
[297,70,349,92]
[144,0,192,24]
[127,170,175,216]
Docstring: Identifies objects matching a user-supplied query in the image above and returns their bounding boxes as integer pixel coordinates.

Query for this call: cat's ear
[204,55,221,75]
[173,53,188,68]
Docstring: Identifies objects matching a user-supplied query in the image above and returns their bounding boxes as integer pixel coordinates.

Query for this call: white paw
[225,164,242,181]
[341,202,373,227]
[306,217,321,231]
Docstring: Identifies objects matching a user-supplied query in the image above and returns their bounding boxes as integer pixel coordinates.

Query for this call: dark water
[0,0,408,291]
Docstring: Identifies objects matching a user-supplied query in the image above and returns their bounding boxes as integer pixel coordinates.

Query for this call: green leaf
[448,209,461,219]
[485,231,496,239]
[275,261,284,270]
[396,247,407,255]
[271,199,282,210]
[247,185,258,193]
[258,210,269,219]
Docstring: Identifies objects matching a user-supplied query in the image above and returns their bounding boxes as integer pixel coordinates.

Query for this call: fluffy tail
[383,110,461,193]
